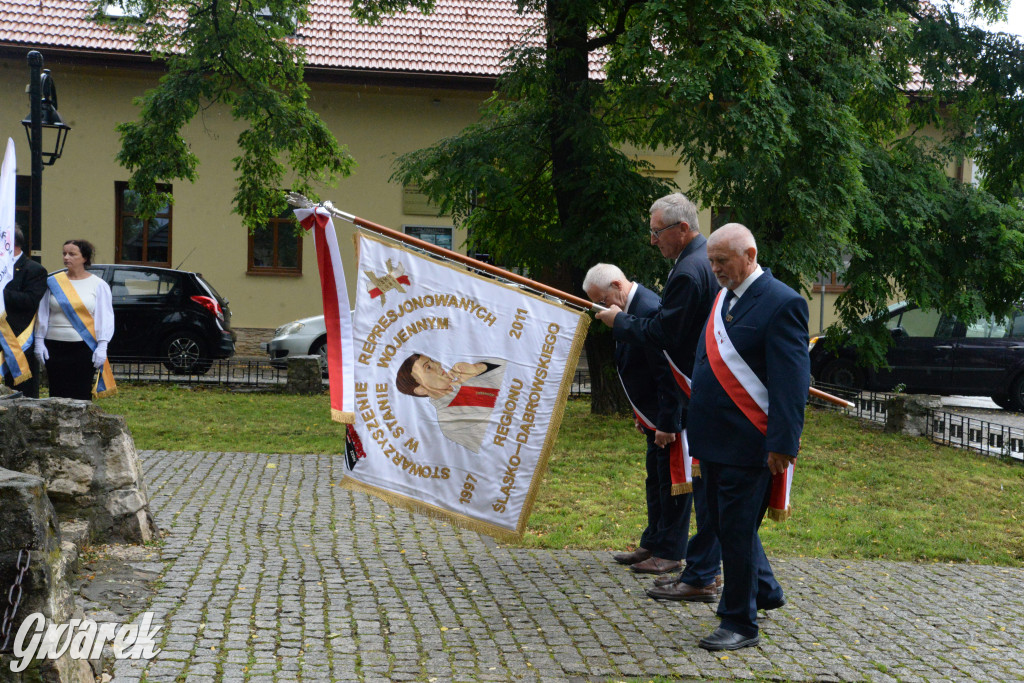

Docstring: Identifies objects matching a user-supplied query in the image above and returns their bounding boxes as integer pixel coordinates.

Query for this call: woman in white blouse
[34,240,115,399]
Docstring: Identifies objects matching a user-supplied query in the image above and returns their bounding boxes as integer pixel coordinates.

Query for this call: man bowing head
[688,223,810,651]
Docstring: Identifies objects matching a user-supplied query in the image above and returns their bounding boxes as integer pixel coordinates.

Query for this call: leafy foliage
[356,0,1024,370]
[94,0,355,231]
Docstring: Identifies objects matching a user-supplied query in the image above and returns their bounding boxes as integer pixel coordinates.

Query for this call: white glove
[35,341,49,362]
[92,342,108,369]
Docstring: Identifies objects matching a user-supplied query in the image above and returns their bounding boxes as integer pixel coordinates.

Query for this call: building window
[115,182,172,266]
[15,176,36,258]
[404,225,453,250]
[248,208,302,275]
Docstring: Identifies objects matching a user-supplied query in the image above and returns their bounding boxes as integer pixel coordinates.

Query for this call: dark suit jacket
[615,284,683,433]
[688,269,810,467]
[2,253,48,335]
[613,233,720,382]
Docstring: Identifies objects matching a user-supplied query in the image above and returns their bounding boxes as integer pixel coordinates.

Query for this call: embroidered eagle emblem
[364,259,410,305]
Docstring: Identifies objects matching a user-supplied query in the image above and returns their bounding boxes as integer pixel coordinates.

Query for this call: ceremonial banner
[342,231,589,540]
[0,139,14,292]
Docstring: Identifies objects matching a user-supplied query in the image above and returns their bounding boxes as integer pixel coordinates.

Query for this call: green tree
[94,0,355,231]
[356,0,1024,411]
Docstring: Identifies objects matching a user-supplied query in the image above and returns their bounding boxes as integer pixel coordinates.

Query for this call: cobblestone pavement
[111,450,1024,683]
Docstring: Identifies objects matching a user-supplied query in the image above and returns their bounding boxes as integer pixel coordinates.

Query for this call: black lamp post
[20,50,72,256]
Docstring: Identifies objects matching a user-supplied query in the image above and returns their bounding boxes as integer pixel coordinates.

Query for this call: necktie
[722,290,735,322]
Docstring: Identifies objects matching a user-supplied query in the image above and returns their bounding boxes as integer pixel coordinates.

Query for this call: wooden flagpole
[285,194,857,409]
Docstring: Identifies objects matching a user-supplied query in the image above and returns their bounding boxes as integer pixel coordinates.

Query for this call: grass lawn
[102,384,1024,566]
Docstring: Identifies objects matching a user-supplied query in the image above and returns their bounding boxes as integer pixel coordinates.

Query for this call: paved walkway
[106,450,1024,682]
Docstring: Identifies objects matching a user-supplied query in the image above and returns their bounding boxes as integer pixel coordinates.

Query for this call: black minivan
[810,302,1024,410]
[82,264,235,373]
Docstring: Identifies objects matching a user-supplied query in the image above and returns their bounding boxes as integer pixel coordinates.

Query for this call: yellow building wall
[0,55,478,328]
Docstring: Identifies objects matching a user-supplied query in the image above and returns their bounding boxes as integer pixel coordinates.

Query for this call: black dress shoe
[612,547,652,565]
[698,627,760,651]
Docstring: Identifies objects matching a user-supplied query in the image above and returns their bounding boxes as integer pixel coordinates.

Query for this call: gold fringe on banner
[692,462,701,478]
[338,476,523,543]
[670,482,693,496]
[331,409,355,424]
[767,506,791,522]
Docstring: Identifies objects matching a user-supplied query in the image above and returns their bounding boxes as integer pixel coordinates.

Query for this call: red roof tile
[0,0,582,78]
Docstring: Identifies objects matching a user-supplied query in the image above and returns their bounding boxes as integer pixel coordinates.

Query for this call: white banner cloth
[342,231,589,540]
[0,138,17,312]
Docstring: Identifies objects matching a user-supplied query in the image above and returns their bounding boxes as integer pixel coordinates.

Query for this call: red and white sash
[706,289,793,520]
[663,351,691,398]
[617,370,693,494]
[294,207,355,424]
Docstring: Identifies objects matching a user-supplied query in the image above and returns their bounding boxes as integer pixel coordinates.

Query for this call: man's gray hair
[650,193,699,232]
[582,263,626,293]
[708,222,757,254]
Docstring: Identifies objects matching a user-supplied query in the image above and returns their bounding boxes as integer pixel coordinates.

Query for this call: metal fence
[112,358,286,388]
[812,382,1024,465]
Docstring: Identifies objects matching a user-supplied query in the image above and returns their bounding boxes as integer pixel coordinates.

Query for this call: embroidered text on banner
[342,231,589,541]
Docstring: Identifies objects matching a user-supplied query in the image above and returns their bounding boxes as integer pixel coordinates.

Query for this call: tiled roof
[0,0,558,78]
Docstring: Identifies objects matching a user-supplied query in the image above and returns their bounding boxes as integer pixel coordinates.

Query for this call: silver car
[264,314,328,374]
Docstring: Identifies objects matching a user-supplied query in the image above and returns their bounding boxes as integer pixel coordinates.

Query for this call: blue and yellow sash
[0,313,34,385]
[47,273,117,398]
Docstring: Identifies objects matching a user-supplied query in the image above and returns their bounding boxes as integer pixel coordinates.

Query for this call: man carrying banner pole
[688,223,810,651]
[594,193,723,602]
[583,263,687,574]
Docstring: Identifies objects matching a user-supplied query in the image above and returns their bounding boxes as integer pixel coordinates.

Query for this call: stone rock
[0,398,158,544]
[884,393,941,436]
[0,468,59,554]
[286,355,323,395]
[0,467,93,683]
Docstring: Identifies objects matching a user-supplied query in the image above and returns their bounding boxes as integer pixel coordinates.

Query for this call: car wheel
[991,396,1015,411]
[1006,375,1024,412]
[819,359,865,391]
[310,336,328,377]
[161,332,210,375]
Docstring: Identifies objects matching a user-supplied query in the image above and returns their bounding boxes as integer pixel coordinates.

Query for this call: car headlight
[277,321,305,337]
[808,336,818,352]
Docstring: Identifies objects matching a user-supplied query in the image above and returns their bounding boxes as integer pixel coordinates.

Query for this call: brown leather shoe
[645,578,720,602]
[630,556,682,575]
[653,572,681,587]
[612,547,652,565]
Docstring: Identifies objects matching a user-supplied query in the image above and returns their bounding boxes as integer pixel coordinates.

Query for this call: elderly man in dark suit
[2,228,48,398]
[688,222,810,651]
[595,193,723,601]
[584,263,686,574]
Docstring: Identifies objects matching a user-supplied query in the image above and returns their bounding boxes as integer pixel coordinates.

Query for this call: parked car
[75,264,235,374]
[264,314,328,374]
[810,302,1024,410]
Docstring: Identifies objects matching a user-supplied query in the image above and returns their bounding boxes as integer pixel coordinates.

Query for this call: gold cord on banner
[767,506,792,522]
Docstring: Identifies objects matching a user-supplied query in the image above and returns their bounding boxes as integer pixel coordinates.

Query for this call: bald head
[708,223,756,255]
[707,223,758,290]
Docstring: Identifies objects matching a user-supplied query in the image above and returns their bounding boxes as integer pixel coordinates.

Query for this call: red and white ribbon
[706,289,792,520]
[294,207,354,423]
[618,371,693,494]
